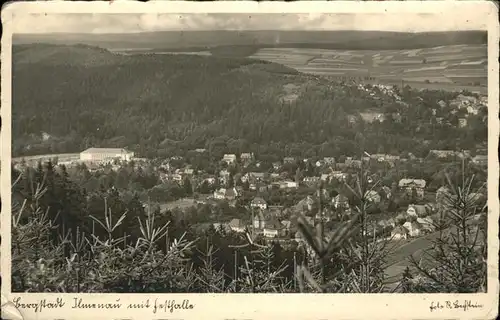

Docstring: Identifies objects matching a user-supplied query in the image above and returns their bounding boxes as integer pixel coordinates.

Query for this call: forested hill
[13,44,484,160]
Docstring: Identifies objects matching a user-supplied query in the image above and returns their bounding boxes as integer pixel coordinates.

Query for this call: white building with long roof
[80,148,134,163]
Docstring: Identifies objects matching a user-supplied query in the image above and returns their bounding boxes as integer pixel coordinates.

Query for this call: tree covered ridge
[13,30,487,51]
[13,44,486,160]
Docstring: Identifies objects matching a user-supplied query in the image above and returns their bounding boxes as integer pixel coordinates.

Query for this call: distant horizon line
[14,30,487,36]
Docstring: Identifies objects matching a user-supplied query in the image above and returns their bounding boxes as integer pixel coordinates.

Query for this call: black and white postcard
[1,1,498,320]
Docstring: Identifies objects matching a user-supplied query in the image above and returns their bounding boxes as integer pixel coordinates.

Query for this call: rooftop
[265,218,283,230]
[251,197,267,205]
[228,219,246,228]
[408,204,431,215]
[391,225,408,235]
[81,147,132,154]
[334,194,349,201]
[398,178,426,188]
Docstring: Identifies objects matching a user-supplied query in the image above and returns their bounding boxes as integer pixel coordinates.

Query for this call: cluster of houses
[427,149,487,166]
[211,171,486,243]
[14,145,487,194]
[208,148,479,206]
[352,82,487,130]
[356,83,403,102]
[382,184,484,241]
[218,197,436,242]
[159,166,195,184]
[214,199,291,239]
[213,187,239,201]
[448,94,487,115]
[221,152,255,166]
[14,145,487,247]
[435,94,487,127]
[348,83,410,125]
[389,203,436,239]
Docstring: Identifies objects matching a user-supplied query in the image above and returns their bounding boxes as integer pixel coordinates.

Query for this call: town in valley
[10,13,488,294]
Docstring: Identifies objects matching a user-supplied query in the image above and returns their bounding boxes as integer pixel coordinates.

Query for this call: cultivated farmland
[249,44,487,90]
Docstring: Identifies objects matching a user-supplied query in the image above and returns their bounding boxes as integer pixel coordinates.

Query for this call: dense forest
[13,44,487,160]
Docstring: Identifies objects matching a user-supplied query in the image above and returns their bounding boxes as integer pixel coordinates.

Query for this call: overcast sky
[12,12,487,34]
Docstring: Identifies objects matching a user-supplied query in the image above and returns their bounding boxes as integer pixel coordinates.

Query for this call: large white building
[80,148,134,163]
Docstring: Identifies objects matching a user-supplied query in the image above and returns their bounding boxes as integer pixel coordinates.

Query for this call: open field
[383,226,485,285]
[159,198,197,212]
[110,49,213,56]
[383,233,445,288]
[249,44,487,90]
[12,153,80,163]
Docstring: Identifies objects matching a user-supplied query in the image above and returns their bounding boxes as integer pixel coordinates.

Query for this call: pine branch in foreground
[408,161,487,293]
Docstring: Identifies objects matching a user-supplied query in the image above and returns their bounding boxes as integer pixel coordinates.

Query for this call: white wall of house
[403,222,421,237]
[263,229,279,238]
[403,187,424,198]
[251,203,267,210]
[407,207,418,217]
[253,220,260,229]
[253,218,266,229]
[222,155,236,164]
[214,191,225,199]
[392,232,406,240]
[281,181,298,189]
[230,226,245,233]
[467,106,479,115]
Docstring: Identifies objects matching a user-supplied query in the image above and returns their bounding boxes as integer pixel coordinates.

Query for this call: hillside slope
[13,43,120,66]
[12,44,482,159]
[12,44,317,156]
